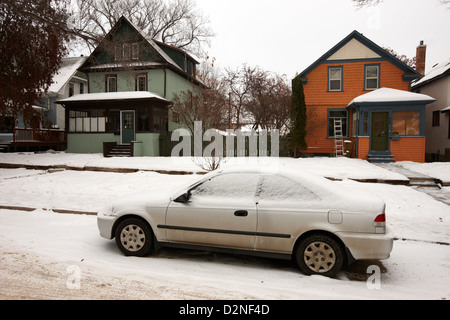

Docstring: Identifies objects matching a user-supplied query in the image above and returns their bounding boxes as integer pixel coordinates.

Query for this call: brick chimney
[416,41,427,76]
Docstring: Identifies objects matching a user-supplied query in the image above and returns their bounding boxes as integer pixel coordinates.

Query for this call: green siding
[67,133,118,153]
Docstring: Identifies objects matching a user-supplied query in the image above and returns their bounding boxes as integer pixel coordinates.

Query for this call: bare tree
[352,0,450,9]
[223,64,255,128]
[171,57,227,134]
[244,67,292,135]
[69,0,214,55]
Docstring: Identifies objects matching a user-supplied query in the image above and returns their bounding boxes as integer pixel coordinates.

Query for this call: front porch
[57,91,171,157]
[347,88,435,163]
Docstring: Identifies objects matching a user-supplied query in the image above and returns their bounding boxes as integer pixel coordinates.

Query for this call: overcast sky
[195,0,450,79]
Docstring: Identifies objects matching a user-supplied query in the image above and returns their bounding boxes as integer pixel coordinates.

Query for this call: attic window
[115,43,139,61]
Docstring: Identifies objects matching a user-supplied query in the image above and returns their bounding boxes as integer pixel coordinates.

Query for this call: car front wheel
[115,218,153,257]
[295,234,344,277]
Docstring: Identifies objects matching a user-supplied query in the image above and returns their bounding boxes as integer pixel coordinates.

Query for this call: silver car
[97,167,393,277]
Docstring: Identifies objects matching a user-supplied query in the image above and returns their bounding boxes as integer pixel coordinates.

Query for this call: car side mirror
[174,191,191,203]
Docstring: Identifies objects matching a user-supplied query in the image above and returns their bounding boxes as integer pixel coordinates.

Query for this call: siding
[303,60,411,154]
[390,137,426,163]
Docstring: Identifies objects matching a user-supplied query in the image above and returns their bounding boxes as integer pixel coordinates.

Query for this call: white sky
[195,0,450,79]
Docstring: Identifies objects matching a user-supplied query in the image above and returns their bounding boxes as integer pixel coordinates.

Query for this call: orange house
[294,30,435,162]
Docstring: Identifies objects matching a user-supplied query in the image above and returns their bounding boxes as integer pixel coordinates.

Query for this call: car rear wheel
[115,218,153,257]
[295,234,344,277]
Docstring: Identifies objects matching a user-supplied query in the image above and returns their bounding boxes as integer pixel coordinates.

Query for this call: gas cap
[328,210,343,224]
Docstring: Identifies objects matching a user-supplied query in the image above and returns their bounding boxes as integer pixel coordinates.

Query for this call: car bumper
[97,212,117,240]
[336,228,394,261]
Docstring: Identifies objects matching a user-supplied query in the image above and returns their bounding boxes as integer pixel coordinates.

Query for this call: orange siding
[303,60,410,155]
[357,137,370,160]
[390,137,426,163]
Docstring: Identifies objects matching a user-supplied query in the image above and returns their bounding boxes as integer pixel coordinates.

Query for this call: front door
[371,112,389,151]
[121,111,135,144]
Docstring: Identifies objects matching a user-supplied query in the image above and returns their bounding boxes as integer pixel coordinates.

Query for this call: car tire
[115,218,153,257]
[295,234,344,277]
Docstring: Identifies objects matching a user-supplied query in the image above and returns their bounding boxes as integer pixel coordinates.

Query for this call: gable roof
[80,16,200,82]
[295,30,421,82]
[411,57,450,89]
[47,56,87,94]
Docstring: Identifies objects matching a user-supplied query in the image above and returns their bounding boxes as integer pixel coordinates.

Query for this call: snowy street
[0,153,449,300]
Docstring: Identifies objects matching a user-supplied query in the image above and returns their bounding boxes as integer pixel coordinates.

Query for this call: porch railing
[13,128,66,146]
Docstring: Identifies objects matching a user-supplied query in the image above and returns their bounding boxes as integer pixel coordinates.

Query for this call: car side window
[258,174,319,203]
[190,173,260,200]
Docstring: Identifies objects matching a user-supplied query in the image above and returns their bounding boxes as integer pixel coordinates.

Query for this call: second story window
[115,43,139,61]
[365,65,380,90]
[328,67,343,91]
[106,75,117,92]
[135,73,147,91]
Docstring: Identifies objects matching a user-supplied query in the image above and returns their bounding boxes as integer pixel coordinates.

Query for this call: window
[115,43,139,61]
[172,112,180,123]
[392,111,420,136]
[190,173,260,200]
[137,108,150,132]
[69,109,106,133]
[328,110,347,137]
[79,83,84,94]
[258,174,318,204]
[365,65,379,90]
[106,75,117,92]
[135,73,147,91]
[432,110,440,127]
[328,67,342,91]
[69,83,74,97]
[132,43,139,60]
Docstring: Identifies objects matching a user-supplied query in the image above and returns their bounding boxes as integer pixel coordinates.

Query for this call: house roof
[295,30,421,81]
[347,87,435,107]
[80,16,200,81]
[47,56,87,94]
[57,91,170,104]
[411,57,450,89]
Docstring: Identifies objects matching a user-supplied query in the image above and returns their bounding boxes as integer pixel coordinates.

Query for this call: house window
[432,110,440,127]
[115,43,139,61]
[106,75,117,92]
[80,83,84,94]
[328,109,347,137]
[69,109,106,133]
[135,73,147,91]
[392,111,420,136]
[365,65,380,90]
[328,67,343,91]
[172,112,180,123]
[69,83,74,97]
[132,43,139,60]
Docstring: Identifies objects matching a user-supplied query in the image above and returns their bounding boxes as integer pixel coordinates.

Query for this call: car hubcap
[120,224,146,252]
[303,241,336,273]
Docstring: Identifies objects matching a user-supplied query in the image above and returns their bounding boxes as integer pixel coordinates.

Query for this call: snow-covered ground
[0,152,449,300]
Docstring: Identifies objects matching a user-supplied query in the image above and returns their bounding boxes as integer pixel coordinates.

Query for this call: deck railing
[13,128,66,146]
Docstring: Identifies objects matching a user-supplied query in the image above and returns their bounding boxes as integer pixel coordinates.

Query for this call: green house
[57,16,202,156]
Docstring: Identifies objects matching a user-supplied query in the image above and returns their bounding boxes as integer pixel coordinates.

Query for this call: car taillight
[374,213,385,223]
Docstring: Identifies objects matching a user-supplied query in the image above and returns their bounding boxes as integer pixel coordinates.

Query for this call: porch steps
[106,144,132,157]
[368,154,395,163]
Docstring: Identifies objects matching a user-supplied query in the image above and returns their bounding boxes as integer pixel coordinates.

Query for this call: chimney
[416,40,427,76]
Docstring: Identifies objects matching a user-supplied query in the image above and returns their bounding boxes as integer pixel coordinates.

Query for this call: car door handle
[234,210,248,217]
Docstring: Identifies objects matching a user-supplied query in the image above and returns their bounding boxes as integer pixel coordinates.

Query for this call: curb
[0,205,97,216]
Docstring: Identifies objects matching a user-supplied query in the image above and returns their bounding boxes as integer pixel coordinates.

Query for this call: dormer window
[115,42,139,61]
